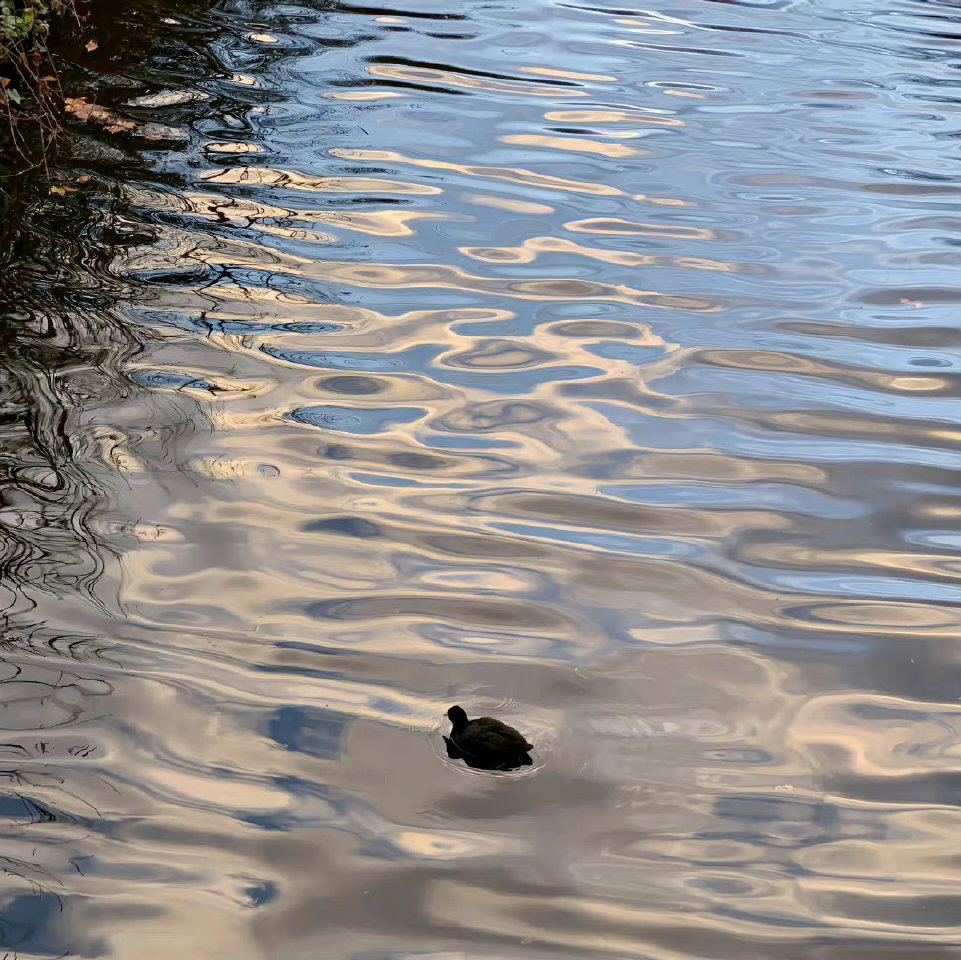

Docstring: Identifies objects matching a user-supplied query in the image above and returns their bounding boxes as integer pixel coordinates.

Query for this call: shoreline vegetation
[0,0,217,256]
[1,0,216,191]
[0,0,82,178]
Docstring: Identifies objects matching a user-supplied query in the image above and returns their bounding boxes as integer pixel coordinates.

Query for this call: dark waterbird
[444,705,533,771]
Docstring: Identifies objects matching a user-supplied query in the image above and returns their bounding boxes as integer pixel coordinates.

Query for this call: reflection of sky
[268,706,348,761]
[588,402,961,469]
[601,482,865,517]
[491,520,709,559]
[13,0,961,954]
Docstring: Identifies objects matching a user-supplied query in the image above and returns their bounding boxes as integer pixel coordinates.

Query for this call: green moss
[1,0,52,56]
[2,2,38,43]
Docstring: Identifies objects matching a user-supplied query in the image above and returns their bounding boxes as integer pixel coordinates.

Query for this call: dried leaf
[85,39,99,53]
[65,96,139,135]
[65,97,111,123]
[76,175,91,183]
[50,185,77,196]
[104,119,136,135]
[65,96,92,120]
[0,78,9,89]
[40,75,57,84]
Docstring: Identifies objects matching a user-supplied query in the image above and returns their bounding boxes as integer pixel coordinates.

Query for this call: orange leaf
[64,97,111,123]
[85,39,99,53]
[0,78,9,89]
[104,119,136,134]
[40,75,57,84]
[64,96,92,119]
[50,185,77,196]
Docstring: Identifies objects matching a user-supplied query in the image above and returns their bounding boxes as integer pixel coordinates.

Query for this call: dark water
[2,0,961,955]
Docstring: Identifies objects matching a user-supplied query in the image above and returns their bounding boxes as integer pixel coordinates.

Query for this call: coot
[444,704,533,771]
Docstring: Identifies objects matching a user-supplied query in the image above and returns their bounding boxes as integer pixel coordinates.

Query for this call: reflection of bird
[444,704,533,771]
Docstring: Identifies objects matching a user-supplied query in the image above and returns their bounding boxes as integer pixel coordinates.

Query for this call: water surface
[2,0,961,956]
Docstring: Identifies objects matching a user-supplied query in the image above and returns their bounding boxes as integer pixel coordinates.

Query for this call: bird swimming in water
[444,704,533,771]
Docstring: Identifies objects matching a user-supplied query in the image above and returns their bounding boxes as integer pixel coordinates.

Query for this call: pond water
[2,0,960,955]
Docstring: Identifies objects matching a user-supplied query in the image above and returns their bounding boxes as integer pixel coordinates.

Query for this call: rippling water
[2,0,961,955]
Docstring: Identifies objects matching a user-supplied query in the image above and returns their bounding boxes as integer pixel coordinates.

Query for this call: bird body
[444,705,533,770]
